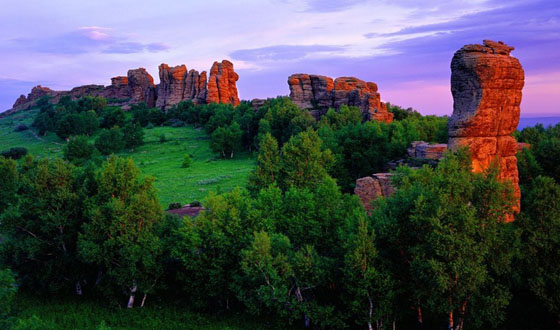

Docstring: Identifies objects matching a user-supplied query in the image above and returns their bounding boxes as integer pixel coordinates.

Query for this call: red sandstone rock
[207,60,240,106]
[156,64,188,109]
[517,142,531,151]
[13,95,27,108]
[288,74,393,123]
[448,40,524,218]
[127,68,156,107]
[407,141,448,159]
[354,173,394,212]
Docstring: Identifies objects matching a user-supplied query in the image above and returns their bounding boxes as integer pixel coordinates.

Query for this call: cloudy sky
[0,0,558,116]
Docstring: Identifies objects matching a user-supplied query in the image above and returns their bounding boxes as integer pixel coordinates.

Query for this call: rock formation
[127,68,156,107]
[407,141,448,160]
[288,74,393,123]
[207,60,240,106]
[447,40,524,216]
[6,60,240,115]
[354,173,394,212]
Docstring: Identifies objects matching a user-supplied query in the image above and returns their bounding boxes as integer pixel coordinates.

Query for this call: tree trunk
[448,310,454,330]
[75,281,82,295]
[368,295,373,330]
[141,293,147,307]
[127,283,137,308]
[417,306,423,325]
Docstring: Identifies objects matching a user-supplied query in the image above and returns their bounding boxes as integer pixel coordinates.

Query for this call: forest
[0,96,558,329]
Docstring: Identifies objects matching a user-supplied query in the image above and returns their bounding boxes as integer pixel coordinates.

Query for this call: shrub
[159,134,167,143]
[181,154,192,168]
[168,202,183,210]
[122,122,144,149]
[189,201,201,207]
[14,124,29,132]
[168,119,185,127]
[94,127,124,155]
[146,122,155,129]
[63,135,95,163]
[1,147,28,160]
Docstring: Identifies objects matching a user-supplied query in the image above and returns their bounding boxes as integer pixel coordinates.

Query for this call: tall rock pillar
[447,40,524,218]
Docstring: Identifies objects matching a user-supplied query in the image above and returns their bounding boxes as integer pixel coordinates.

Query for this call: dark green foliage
[55,111,99,139]
[516,123,560,182]
[248,133,280,193]
[99,107,126,129]
[14,124,28,132]
[371,151,517,329]
[78,157,164,306]
[63,135,95,164]
[76,96,107,113]
[1,147,28,160]
[0,157,90,293]
[516,176,560,321]
[210,122,243,158]
[0,268,16,325]
[95,127,124,155]
[386,102,421,121]
[167,202,182,210]
[260,97,315,146]
[122,122,144,149]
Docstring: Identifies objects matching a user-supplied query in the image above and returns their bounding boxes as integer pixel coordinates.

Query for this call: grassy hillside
[0,109,255,207]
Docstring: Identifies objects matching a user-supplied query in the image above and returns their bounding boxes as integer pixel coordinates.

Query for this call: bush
[181,154,192,168]
[122,122,144,149]
[14,124,29,132]
[63,135,95,163]
[0,268,16,323]
[159,134,167,143]
[94,127,124,155]
[168,119,185,127]
[168,202,183,210]
[146,122,155,129]
[189,201,201,207]
[1,147,28,160]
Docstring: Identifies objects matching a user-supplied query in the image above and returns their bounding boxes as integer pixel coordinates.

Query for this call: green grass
[0,109,256,207]
[11,294,280,330]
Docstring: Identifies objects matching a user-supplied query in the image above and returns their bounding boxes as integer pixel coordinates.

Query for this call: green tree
[210,122,242,158]
[0,157,89,294]
[248,133,280,193]
[95,127,124,155]
[78,157,163,307]
[516,176,560,322]
[63,135,95,164]
[0,268,16,327]
[372,151,517,329]
[181,154,192,168]
[280,129,334,190]
[122,122,144,149]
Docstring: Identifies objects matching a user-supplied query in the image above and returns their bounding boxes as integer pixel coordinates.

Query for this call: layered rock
[6,60,240,115]
[354,173,394,212]
[447,40,524,217]
[407,141,448,160]
[207,60,240,106]
[127,68,156,107]
[288,74,393,123]
[156,64,187,109]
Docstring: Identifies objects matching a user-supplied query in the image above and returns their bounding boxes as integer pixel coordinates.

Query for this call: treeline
[2,135,559,329]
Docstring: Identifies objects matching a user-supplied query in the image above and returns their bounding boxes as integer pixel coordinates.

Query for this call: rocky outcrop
[156,64,187,109]
[207,60,240,106]
[354,173,394,212]
[407,141,448,160]
[288,74,393,123]
[447,40,524,218]
[6,60,240,115]
[127,68,156,107]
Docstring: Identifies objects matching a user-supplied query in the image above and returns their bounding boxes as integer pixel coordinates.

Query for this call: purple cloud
[11,27,170,55]
[230,44,346,62]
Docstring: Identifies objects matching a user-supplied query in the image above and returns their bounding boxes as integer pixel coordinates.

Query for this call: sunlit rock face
[288,74,393,123]
[7,60,240,114]
[354,173,394,213]
[447,40,524,218]
[207,60,240,107]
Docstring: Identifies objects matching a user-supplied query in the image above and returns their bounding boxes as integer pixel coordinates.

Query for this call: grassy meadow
[0,108,256,207]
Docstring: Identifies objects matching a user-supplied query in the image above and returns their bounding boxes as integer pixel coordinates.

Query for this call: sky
[0,0,558,116]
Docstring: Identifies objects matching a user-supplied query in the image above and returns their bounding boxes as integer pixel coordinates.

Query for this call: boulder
[354,173,394,212]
